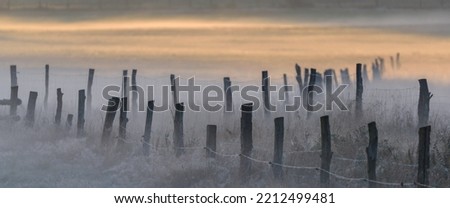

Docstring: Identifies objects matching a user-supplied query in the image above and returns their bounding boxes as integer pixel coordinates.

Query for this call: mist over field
[0,2,449,187]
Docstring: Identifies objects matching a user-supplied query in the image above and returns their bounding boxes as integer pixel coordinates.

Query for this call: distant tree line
[0,0,449,10]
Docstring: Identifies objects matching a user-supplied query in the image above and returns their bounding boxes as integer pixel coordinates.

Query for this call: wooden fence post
[10,65,17,87]
[307,69,317,119]
[283,74,289,102]
[122,70,128,99]
[356,63,364,117]
[143,100,154,156]
[55,88,63,125]
[324,70,333,108]
[272,117,284,180]
[44,64,49,109]
[363,64,369,82]
[223,77,233,112]
[131,69,138,115]
[304,68,309,87]
[25,91,38,127]
[240,103,253,183]
[206,125,217,158]
[320,115,332,187]
[101,97,120,145]
[174,103,185,157]
[10,86,20,117]
[66,114,73,131]
[366,122,378,188]
[118,97,128,145]
[87,68,95,113]
[170,74,179,106]
[262,70,270,112]
[295,64,303,95]
[396,53,401,69]
[418,79,432,128]
[417,125,431,187]
[77,90,86,138]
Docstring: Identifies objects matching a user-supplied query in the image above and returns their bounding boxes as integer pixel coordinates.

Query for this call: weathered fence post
[324,70,333,109]
[418,79,432,128]
[25,91,38,127]
[131,69,138,115]
[66,114,73,131]
[304,68,309,87]
[396,53,401,69]
[283,74,289,102]
[173,103,185,157]
[86,68,95,112]
[143,100,154,156]
[170,74,179,106]
[306,69,317,119]
[118,97,128,145]
[363,64,369,82]
[55,88,63,125]
[9,86,20,117]
[101,97,120,145]
[295,64,303,94]
[77,90,86,138]
[340,68,351,85]
[356,63,364,117]
[223,77,233,112]
[272,117,284,180]
[240,103,253,183]
[320,115,332,187]
[44,64,49,109]
[366,122,378,188]
[206,125,217,158]
[417,125,431,187]
[122,70,128,99]
[10,65,17,87]
[262,70,270,112]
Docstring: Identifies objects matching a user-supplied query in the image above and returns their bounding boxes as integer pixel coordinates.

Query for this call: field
[0,8,449,187]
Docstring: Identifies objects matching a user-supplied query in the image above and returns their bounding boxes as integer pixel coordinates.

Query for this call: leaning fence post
[118,97,128,145]
[25,91,38,127]
[223,77,233,112]
[173,103,185,157]
[206,125,217,158]
[417,125,431,188]
[143,100,154,156]
[272,117,284,180]
[356,63,364,117]
[101,97,120,145]
[77,90,86,138]
[418,79,432,128]
[366,122,378,188]
[240,103,253,183]
[55,88,63,125]
[320,115,332,187]
[86,68,95,113]
[44,64,49,109]
[306,69,317,119]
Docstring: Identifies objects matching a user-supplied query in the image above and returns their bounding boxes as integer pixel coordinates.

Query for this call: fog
[0,6,449,187]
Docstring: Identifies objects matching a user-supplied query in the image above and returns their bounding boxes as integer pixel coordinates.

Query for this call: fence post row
[206,125,217,158]
[417,126,431,188]
[240,103,253,184]
[101,97,120,145]
[320,115,332,188]
[76,89,86,138]
[366,122,378,188]
[272,117,284,180]
[143,100,155,157]
[174,103,185,157]
[55,88,63,125]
